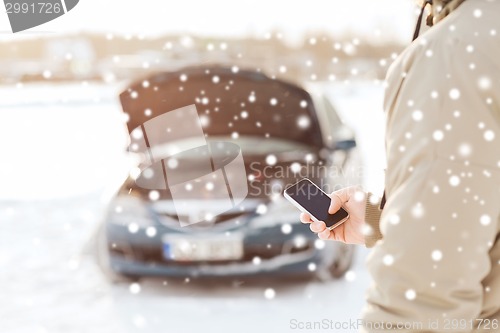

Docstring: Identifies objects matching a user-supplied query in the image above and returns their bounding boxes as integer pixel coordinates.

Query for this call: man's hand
[299,186,367,245]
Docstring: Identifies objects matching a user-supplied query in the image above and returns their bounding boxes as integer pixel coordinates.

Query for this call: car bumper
[109,246,322,278]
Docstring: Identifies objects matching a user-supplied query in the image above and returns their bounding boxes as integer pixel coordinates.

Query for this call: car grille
[158,211,247,230]
[110,241,313,266]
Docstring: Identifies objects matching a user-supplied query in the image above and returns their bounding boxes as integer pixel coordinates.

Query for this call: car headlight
[107,195,154,228]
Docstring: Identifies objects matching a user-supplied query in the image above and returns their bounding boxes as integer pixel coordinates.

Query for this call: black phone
[284,178,349,229]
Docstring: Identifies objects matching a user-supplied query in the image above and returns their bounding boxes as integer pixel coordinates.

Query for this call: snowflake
[473,9,482,18]
[205,182,214,191]
[480,214,491,226]
[388,214,400,225]
[314,239,325,249]
[256,204,267,215]
[433,130,444,141]
[167,158,178,169]
[129,283,141,294]
[128,223,139,234]
[231,132,239,139]
[297,115,311,129]
[449,89,460,100]
[307,263,317,271]
[431,250,443,261]
[146,227,157,237]
[383,254,394,266]
[264,288,276,299]
[458,143,472,157]
[478,77,492,90]
[484,130,495,141]
[248,94,256,103]
[240,111,248,119]
[266,154,277,166]
[293,235,307,248]
[281,224,292,234]
[412,110,423,122]
[279,65,287,73]
[149,190,160,201]
[270,98,278,106]
[405,289,417,300]
[252,256,261,265]
[290,162,301,174]
[199,115,209,127]
[411,202,424,218]
[345,270,356,282]
[449,175,460,187]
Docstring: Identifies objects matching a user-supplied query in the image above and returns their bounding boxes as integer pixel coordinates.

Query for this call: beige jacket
[361,0,500,331]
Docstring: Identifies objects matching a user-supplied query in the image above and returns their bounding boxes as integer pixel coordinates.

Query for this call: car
[95,65,360,282]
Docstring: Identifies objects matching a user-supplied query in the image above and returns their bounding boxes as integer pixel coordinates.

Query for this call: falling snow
[412,110,423,122]
[484,130,495,141]
[281,224,292,234]
[388,214,400,225]
[297,115,311,129]
[345,270,356,282]
[149,190,160,201]
[256,204,267,215]
[129,283,141,294]
[449,88,460,100]
[266,154,277,166]
[290,162,301,173]
[480,214,492,226]
[128,223,139,234]
[431,250,443,262]
[264,288,276,299]
[449,175,461,187]
[383,254,394,266]
[405,289,417,301]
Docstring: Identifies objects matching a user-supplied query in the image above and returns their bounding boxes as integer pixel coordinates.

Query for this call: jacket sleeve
[361,160,500,332]
[364,193,383,248]
[360,6,500,331]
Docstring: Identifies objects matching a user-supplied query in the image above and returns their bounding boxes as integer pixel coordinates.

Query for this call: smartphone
[284,178,349,230]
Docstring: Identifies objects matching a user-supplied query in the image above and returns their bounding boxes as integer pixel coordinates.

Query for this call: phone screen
[285,179,349,228]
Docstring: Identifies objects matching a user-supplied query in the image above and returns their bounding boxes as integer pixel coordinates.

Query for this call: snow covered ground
[0,80,386,333]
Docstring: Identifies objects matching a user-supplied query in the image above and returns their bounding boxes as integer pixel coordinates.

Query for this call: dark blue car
[96,66,358,282]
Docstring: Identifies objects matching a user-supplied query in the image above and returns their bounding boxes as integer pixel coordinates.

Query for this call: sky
[0,0,417,44]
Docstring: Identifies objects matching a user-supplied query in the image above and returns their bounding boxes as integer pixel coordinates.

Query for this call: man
[300,0,500,331]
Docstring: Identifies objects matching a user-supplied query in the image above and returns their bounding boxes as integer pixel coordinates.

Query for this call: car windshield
[121,68,324,147]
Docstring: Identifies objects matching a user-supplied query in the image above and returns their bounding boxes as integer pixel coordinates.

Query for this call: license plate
[162,234,243,261]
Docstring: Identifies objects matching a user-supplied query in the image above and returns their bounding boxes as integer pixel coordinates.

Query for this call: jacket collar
[431,0,467,25]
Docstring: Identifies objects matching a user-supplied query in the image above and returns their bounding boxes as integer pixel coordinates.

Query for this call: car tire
[95,222,141,284]
[316,243,355,281]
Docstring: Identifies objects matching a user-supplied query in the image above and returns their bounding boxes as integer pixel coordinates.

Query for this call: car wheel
[95,222,141,284]
[316,243,355,281]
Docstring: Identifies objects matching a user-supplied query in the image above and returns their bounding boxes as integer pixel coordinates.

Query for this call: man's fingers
[318,228,335,240]
[329,189,349,214]
[300,212,312,224]
[310,221,326,233]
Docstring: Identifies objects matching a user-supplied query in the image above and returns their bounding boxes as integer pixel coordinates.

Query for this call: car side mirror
[333,139,356,151]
